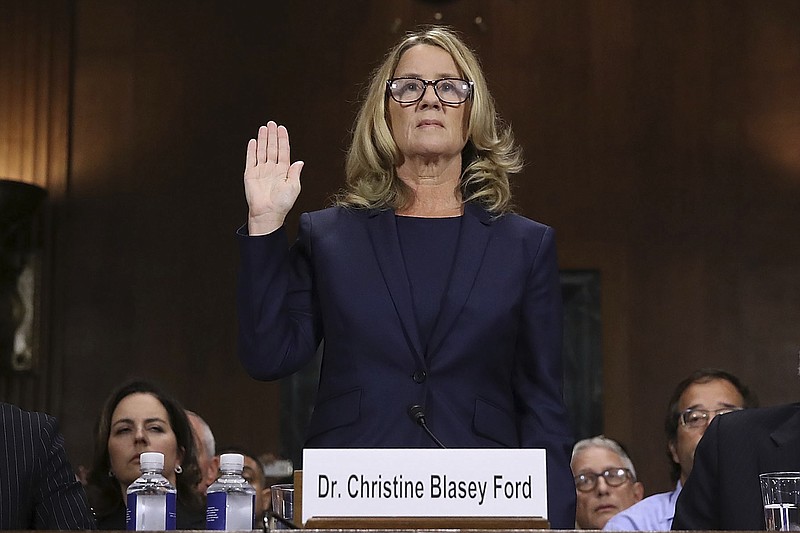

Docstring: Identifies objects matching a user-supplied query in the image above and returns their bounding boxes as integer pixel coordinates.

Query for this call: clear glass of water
[270,483,294,530]
[760,472,800,530]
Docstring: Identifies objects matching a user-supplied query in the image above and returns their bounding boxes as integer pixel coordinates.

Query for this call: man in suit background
[606,368,756,531]
[0,401,95,529]
[672,402,800,530]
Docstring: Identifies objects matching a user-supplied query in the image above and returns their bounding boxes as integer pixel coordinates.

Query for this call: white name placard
[301,448,547,523]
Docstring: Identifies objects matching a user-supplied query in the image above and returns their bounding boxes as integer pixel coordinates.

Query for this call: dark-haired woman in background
[85,380,205,529]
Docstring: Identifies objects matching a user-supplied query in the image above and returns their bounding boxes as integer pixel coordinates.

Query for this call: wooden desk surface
[303,516,550,529]
[0,527,764,533]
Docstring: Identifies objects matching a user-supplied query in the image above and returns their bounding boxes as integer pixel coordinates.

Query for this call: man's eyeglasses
[386,77,474,105]
[679,407,743,429]
[573,468,634,492]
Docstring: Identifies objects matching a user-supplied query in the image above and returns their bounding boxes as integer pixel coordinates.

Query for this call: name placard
[301,448,547,523]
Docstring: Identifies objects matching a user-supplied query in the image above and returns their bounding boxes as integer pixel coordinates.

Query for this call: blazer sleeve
[513,226,576,529]
[7,409,95,530]
[36,414,96,529]
[236,216,321,380]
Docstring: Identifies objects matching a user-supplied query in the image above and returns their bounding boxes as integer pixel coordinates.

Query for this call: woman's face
[107,392,183,487]
[387,44,468,162]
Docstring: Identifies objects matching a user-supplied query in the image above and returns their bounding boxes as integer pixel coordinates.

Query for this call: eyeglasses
[679,407,744,429]
[574,468,633,492]
[386,77,474,105]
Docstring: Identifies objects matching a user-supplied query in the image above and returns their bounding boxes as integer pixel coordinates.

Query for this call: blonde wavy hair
[336,26,522,214]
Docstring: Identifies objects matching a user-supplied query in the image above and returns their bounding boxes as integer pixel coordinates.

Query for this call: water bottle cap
[139,451,165,471]
[219,453,245,471]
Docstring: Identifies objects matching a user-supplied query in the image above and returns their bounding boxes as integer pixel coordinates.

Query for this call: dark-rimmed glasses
[386,77,473,105]
[679,407,743,429]
[574,468,634,492]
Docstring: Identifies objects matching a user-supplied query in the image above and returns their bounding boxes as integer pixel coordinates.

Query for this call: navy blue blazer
[0,402,96,529]
[673,403,800,530]
[237,203,576,527]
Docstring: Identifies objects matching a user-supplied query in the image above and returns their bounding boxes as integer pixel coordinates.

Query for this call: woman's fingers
[287,160,304,185]
[277,124,291,169]
[246,121,294,176]
[256,123,270,164]
[265,121,279,165]
[245,138,257,171]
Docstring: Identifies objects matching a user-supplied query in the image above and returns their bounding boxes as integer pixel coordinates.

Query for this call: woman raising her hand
[236,26,575,527]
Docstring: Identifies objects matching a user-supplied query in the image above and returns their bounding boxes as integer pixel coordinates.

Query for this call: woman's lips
[417,119,443,127]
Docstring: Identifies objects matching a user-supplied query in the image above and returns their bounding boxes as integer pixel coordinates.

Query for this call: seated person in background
[672,402,799,529]
[85,380,205,529]
[259,451,294,502]
[0,401,96,529]
[186,410,219,493]
[216,447,270,528]
[572,435,644,529]
[605,368,756,531]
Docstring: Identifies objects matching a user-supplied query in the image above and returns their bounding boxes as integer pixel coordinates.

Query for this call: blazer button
[412,370,427,383]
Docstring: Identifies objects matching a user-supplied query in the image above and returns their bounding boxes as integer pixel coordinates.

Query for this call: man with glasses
[571,436,644,528]
[604,369,756,531]
[672,395,800,529]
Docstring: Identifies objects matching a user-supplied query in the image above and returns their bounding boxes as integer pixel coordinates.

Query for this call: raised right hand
[243,121,304,235]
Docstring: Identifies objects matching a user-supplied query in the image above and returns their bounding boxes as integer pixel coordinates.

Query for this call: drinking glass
[760,472,800,530]
[270,483,294,530]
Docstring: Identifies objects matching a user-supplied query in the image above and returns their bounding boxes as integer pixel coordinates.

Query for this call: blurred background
[1,0,798,495]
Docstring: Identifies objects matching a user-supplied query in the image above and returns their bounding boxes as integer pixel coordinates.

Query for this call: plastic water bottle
[126,451,177,530]
[206,453,256,530]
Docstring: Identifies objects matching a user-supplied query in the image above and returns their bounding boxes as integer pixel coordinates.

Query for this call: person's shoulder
[720,402,800,430]
[177,498,208,530]
[498,212,550,229]
[305,205,372,223]
[0,402,56,430]
[1,401,18,417]
[490,213,556,252]
[603,490,674,531]
[94,502,126,530]
[720,403,800,424]
[0,403,59,461]
[1,400,24,416]
[468,204,553,234]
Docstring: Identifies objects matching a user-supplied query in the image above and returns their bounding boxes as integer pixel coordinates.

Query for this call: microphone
[408,404,446,449]
[263,510,300,530]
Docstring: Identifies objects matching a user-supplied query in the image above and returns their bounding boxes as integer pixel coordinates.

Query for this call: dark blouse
[94,500,206,530]
[395,215,461,352]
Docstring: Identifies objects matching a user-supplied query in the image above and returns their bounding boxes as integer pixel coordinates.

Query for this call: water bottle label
[126,492,177,530]
[206,492,255,530]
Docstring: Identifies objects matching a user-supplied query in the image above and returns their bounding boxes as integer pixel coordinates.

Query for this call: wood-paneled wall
[2,0,799,494]
[0,0,71,411]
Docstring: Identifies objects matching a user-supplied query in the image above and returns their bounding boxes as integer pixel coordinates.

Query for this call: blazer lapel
[426,203,493,357]
[767,406,800,470]
[366,209,425,362]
